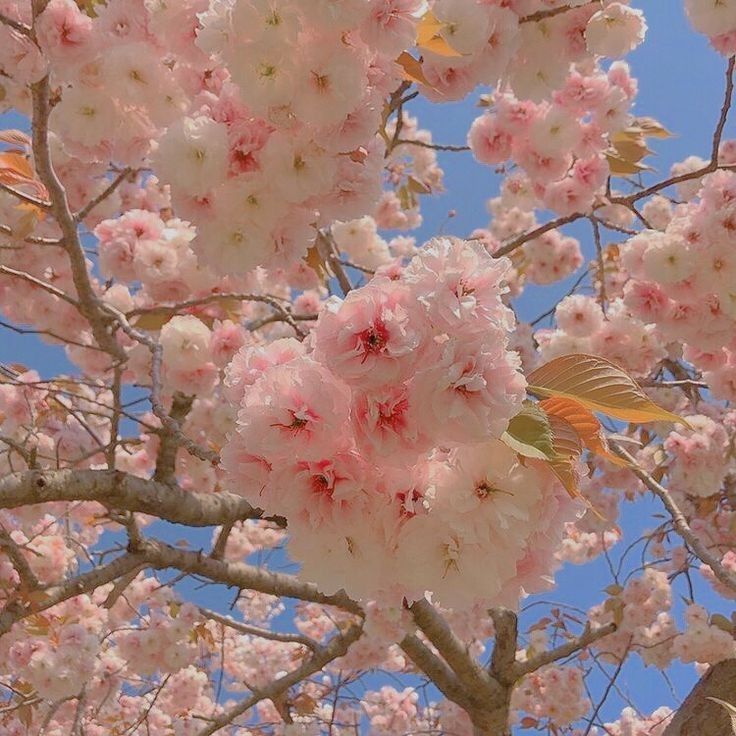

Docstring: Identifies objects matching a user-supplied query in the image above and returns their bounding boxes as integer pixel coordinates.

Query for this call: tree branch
[0,12,32,35]
[489,607,518,685]
[395,138,471,153]
[0,182,51,209]
[139,537,363,615]
[30,73,123,362]
[511,622,617,679]
[0,551,145,635]
[198,606,322,653]
[193,622,363,736]
[153,392,193,483]
[0,522,40,591]
[493,212,584,258]
[0,469,269,528]
[611,442,736,595]
[74,167,133,223]
[410,598,497,696]
[399,633,478,713]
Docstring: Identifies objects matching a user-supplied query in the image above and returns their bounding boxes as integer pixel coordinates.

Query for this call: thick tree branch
[489,608,518,685]
[0,523,40,591]
[139,538,363,615]
[407,600,512,734]
[663,658,736,736]
[0,469,268,528]
[399,633,478,714]
[410,598,497,696]
[153,392,194,483]
[0,551,145,635]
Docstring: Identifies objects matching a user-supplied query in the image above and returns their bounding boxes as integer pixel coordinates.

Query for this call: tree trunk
[664,659,736,736]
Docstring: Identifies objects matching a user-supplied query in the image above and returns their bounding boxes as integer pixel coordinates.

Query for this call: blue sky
[0,2,732,730]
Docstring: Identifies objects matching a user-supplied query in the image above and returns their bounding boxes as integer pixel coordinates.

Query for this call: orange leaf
[416,10,464,57]
[304,244,333,285]
[544,413,583,500]
[527,353,687,425]
[540,396,630,467]
[0,151,34,184]
[395,51,432,87]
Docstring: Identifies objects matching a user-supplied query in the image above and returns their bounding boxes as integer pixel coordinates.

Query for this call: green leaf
[502,402,555,460]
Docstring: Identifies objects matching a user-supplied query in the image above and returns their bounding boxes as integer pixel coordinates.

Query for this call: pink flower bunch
[664,414,732,498]
[622,171,736,358]
[603,706,673,736]
[223,237,579,608]
[672,603,736,665]
[536,296,667,378]
[512,665,591,728]
[589,569,676,665]
[469,63,638,216]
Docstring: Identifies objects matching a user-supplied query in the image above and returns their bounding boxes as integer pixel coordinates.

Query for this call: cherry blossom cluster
[664,413,732,498]
[536,294,667,377]
[621,170,736,397]
[415,1,645,104]
[602,707,673,736]
[672,603,736,665]
[685,0,736,54]
[469,62,638,217]
[223,236,578,608]
[511,665,590,728]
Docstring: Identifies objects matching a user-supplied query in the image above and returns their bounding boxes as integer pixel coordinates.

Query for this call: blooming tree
[0,0,736,733]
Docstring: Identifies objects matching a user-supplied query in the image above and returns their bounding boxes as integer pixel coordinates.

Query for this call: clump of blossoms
[621,170,736,396]
[468,62,637,217]
[511,665,590,728]
[536,295,667,378]
[223,237,579,609]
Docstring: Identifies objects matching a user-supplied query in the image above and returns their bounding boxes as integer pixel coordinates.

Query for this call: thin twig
[74,167,134,223]
[0,182,51,209]
[520,1,600,24]
[0,12,32,35]
[395,138,471,153]
[0,265,79,306]
[611,442,736,595]
[198,606,322,653]
[511,622,617,679]
[494,212,584,258]
[192,623,363,736]
[590,217,608,312]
